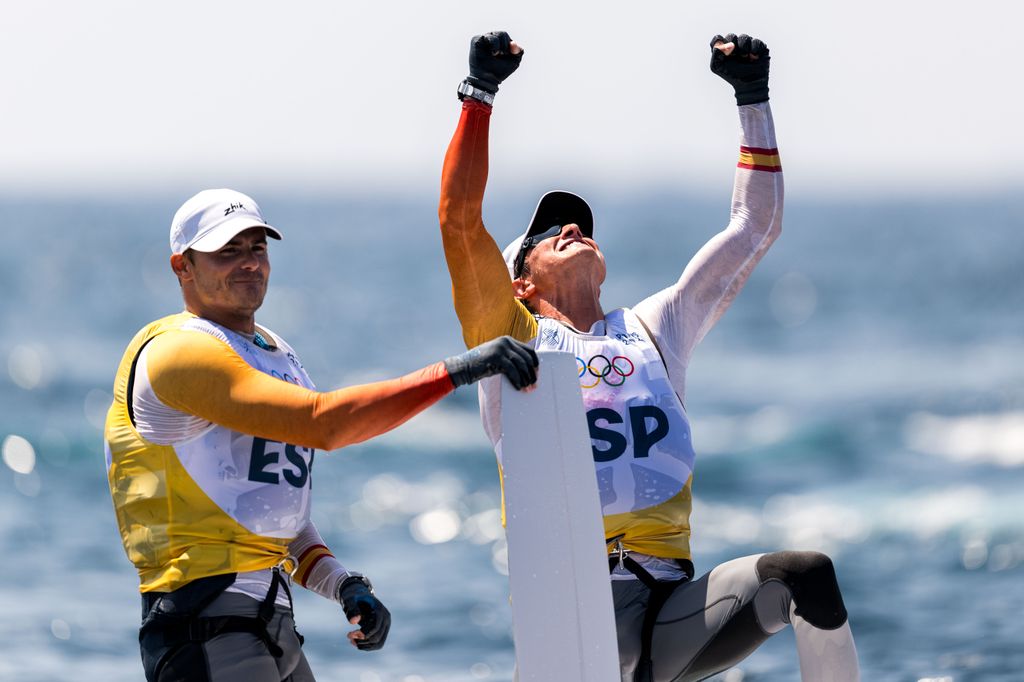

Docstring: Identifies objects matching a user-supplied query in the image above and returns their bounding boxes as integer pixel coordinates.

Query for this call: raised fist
[710,33,770,106]
[466,31,524,94]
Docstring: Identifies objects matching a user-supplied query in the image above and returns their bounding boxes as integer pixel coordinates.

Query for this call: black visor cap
[525,191,594,240]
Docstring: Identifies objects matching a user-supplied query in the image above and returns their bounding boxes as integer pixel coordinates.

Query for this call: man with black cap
[439,33,861,680]
[104,188,539,681]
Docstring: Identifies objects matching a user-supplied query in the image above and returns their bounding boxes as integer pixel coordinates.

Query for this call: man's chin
[562,250,603,271]
[234,293,267,315]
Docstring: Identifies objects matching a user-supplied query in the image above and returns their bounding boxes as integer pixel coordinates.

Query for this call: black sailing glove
[466,31,523,94]
[709,33,770,105]
[338,575,391,651]
[444,336,538,390]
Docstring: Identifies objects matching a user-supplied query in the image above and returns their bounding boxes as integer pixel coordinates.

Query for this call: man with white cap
[105,188,538,681]
[439,33,861,680]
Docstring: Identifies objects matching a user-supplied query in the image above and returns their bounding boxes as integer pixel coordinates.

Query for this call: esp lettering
[587,405,669,462]
[247,437,315,488]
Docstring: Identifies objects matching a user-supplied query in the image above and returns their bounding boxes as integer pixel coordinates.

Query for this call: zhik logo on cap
[170,188,282,255]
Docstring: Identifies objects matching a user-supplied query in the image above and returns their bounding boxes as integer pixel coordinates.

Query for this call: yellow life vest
[105,312,315,593]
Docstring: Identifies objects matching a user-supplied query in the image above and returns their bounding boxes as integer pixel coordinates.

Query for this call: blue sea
[1,191,1021,681]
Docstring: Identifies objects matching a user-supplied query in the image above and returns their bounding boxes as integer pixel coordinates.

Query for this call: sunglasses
[513,224,564,278]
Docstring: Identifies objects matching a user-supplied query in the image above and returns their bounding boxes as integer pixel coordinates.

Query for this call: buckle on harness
[607,534,627,570]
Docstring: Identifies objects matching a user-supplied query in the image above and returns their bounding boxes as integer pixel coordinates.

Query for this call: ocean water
[1,192,1022,681]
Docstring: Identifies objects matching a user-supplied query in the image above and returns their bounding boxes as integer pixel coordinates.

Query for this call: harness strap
[269,568,303,646]
[155,614,284,658]
[141,569,292,664]
[609,554,691,682]
[257,568,282,625]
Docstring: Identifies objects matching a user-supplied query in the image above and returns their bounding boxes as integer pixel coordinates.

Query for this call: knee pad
[756,551,848,629]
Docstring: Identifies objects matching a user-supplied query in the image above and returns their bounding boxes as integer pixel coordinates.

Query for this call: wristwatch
[457,80,495,106]
[337,572,374,602]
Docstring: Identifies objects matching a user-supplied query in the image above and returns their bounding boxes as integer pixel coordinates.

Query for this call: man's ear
[511,277,534,301]
[170,253,191,281]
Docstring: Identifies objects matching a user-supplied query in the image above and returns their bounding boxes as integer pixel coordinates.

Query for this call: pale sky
[1,0,1019,198]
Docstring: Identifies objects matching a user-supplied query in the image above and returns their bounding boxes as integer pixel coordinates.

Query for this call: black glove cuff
[443,348,480,388]
[338,574,373,604]
[465,76,499,95]
[735,86,769,106]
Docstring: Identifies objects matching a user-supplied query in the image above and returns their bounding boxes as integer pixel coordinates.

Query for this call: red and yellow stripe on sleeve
[293,543,334,587]
[738,146,782,172]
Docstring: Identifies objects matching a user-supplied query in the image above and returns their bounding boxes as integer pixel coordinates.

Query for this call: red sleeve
[438,99,538,347]
[146,330,454,451]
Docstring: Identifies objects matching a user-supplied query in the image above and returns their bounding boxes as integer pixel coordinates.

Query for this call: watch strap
[336,572,373,603]
[457,80,495,105]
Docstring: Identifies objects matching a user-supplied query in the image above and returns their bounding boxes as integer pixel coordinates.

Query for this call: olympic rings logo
[271,369,302,386]
[576,354,635,389]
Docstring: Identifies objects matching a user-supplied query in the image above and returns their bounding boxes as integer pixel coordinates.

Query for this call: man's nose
[239,249,261,269]
[561,223,583,239]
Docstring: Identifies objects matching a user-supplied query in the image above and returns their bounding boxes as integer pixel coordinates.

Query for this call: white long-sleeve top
[633,102,783,405]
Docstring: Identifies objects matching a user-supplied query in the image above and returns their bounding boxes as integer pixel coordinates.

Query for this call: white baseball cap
[170,188,283,254]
